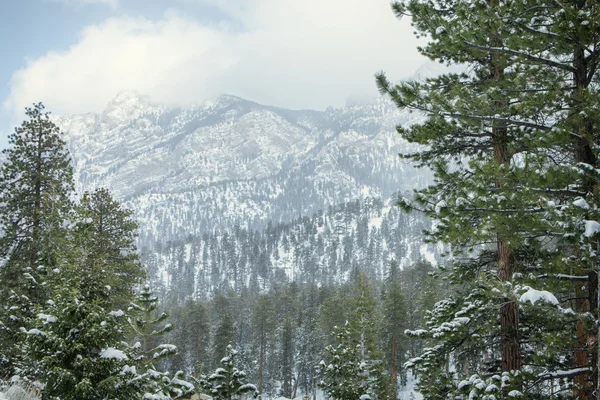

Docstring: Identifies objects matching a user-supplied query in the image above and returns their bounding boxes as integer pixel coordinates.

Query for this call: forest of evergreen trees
[142,196,437,305]
[1,0,600,399]
[161,259,441,399]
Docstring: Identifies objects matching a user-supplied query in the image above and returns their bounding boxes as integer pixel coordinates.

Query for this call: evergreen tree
[212,295,236,370]
[382,265,408,397]
[200,345,258,400]
[128,285,176,363]
[318,322,387,400]
[377,0,600,397]
[251,295,275,398]
[320,274,387,400]
[279,318,295,398]
[127,285,195,399]
[24,287,139,400]
[347,273,381,361]
[73,188,145,309]
[175,300,210,375]
[0,103,74,375]
[296,286,324,399]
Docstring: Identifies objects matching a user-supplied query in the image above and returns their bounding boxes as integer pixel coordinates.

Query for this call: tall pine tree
[0,103,74,376]
[377,0,600,397]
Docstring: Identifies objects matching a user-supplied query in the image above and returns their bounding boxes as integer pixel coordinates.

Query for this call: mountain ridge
[55,90,429,246]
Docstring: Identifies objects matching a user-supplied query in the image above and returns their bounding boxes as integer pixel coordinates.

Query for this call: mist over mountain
[56,91,430,242]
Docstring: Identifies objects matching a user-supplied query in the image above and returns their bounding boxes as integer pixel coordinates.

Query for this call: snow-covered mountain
[56,91,428,244]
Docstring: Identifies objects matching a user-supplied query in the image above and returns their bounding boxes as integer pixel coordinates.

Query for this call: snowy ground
[0,382,39,400]
[269,379,422,400]
[398,371,423,400]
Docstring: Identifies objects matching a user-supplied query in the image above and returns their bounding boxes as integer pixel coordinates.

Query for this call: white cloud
[5,0,427,119]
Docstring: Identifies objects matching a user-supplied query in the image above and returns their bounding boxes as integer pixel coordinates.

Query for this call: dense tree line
[162,261,441,399]
[142,196,438,307]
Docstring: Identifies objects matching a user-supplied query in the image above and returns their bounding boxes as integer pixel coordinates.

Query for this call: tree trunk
[498,240,521,372]
[32,126,43,273]
[571,5,596,396]
[292,371,300,399]
[258,338,265,399]
[489,0,521,373]
[390,335,397,399]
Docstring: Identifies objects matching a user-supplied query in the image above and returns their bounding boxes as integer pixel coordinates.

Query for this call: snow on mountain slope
[55,91,429,243]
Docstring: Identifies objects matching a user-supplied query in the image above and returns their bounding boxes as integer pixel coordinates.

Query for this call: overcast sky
[1,0,428,147]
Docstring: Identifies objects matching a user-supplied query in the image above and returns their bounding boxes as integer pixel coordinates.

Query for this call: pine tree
[347,273,381,362]
[382,265,408,398]
[212,295,236,370]
[279,317,295,398]
[128,285,175,362]
[24,282,138,399]
[0,103,74,376]
[319,274,388,400]
[200,345,258,400]
[296,286,324,400]
[127,284,195,399]
[318,322,386,400]
[377,0,600,396]
[171,300,210,375]
[73,188,145,309]
[251,295,275,398]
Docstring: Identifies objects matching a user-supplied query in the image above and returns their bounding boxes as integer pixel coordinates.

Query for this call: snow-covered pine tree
[0,103,75,376]
[317,322,386,400]
[23,186,151,399]
[128,285,175,362]
[377,0,540,378]
[377,0,600,397]
[454,1,600,396]
[505,2,600,397]
[127,284,195,399]
[319,274,387,400]
[199,345,258,400]
[74,188,145,309]
[24,287,139,400]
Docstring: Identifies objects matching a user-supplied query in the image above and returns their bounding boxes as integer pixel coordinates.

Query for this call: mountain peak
[203,94,251,110]
[102,90,155,124]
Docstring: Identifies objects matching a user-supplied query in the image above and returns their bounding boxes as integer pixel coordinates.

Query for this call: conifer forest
[1,1,600,399]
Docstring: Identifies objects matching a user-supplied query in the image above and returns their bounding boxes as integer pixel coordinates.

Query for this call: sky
[1,0,428,147]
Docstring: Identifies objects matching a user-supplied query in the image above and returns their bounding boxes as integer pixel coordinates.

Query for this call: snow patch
[573,198,590,209]
[99,347,128,360]
[584,220,600,237]
[37,313,57,323]
[519,287,559,306]
[419,244,437,266]
[108,310,124,317]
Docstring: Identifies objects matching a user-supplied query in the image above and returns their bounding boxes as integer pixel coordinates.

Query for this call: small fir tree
[318,323,386,400]
[24,286,139,400]
[127,284,195,399]
[200,345,258,400]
